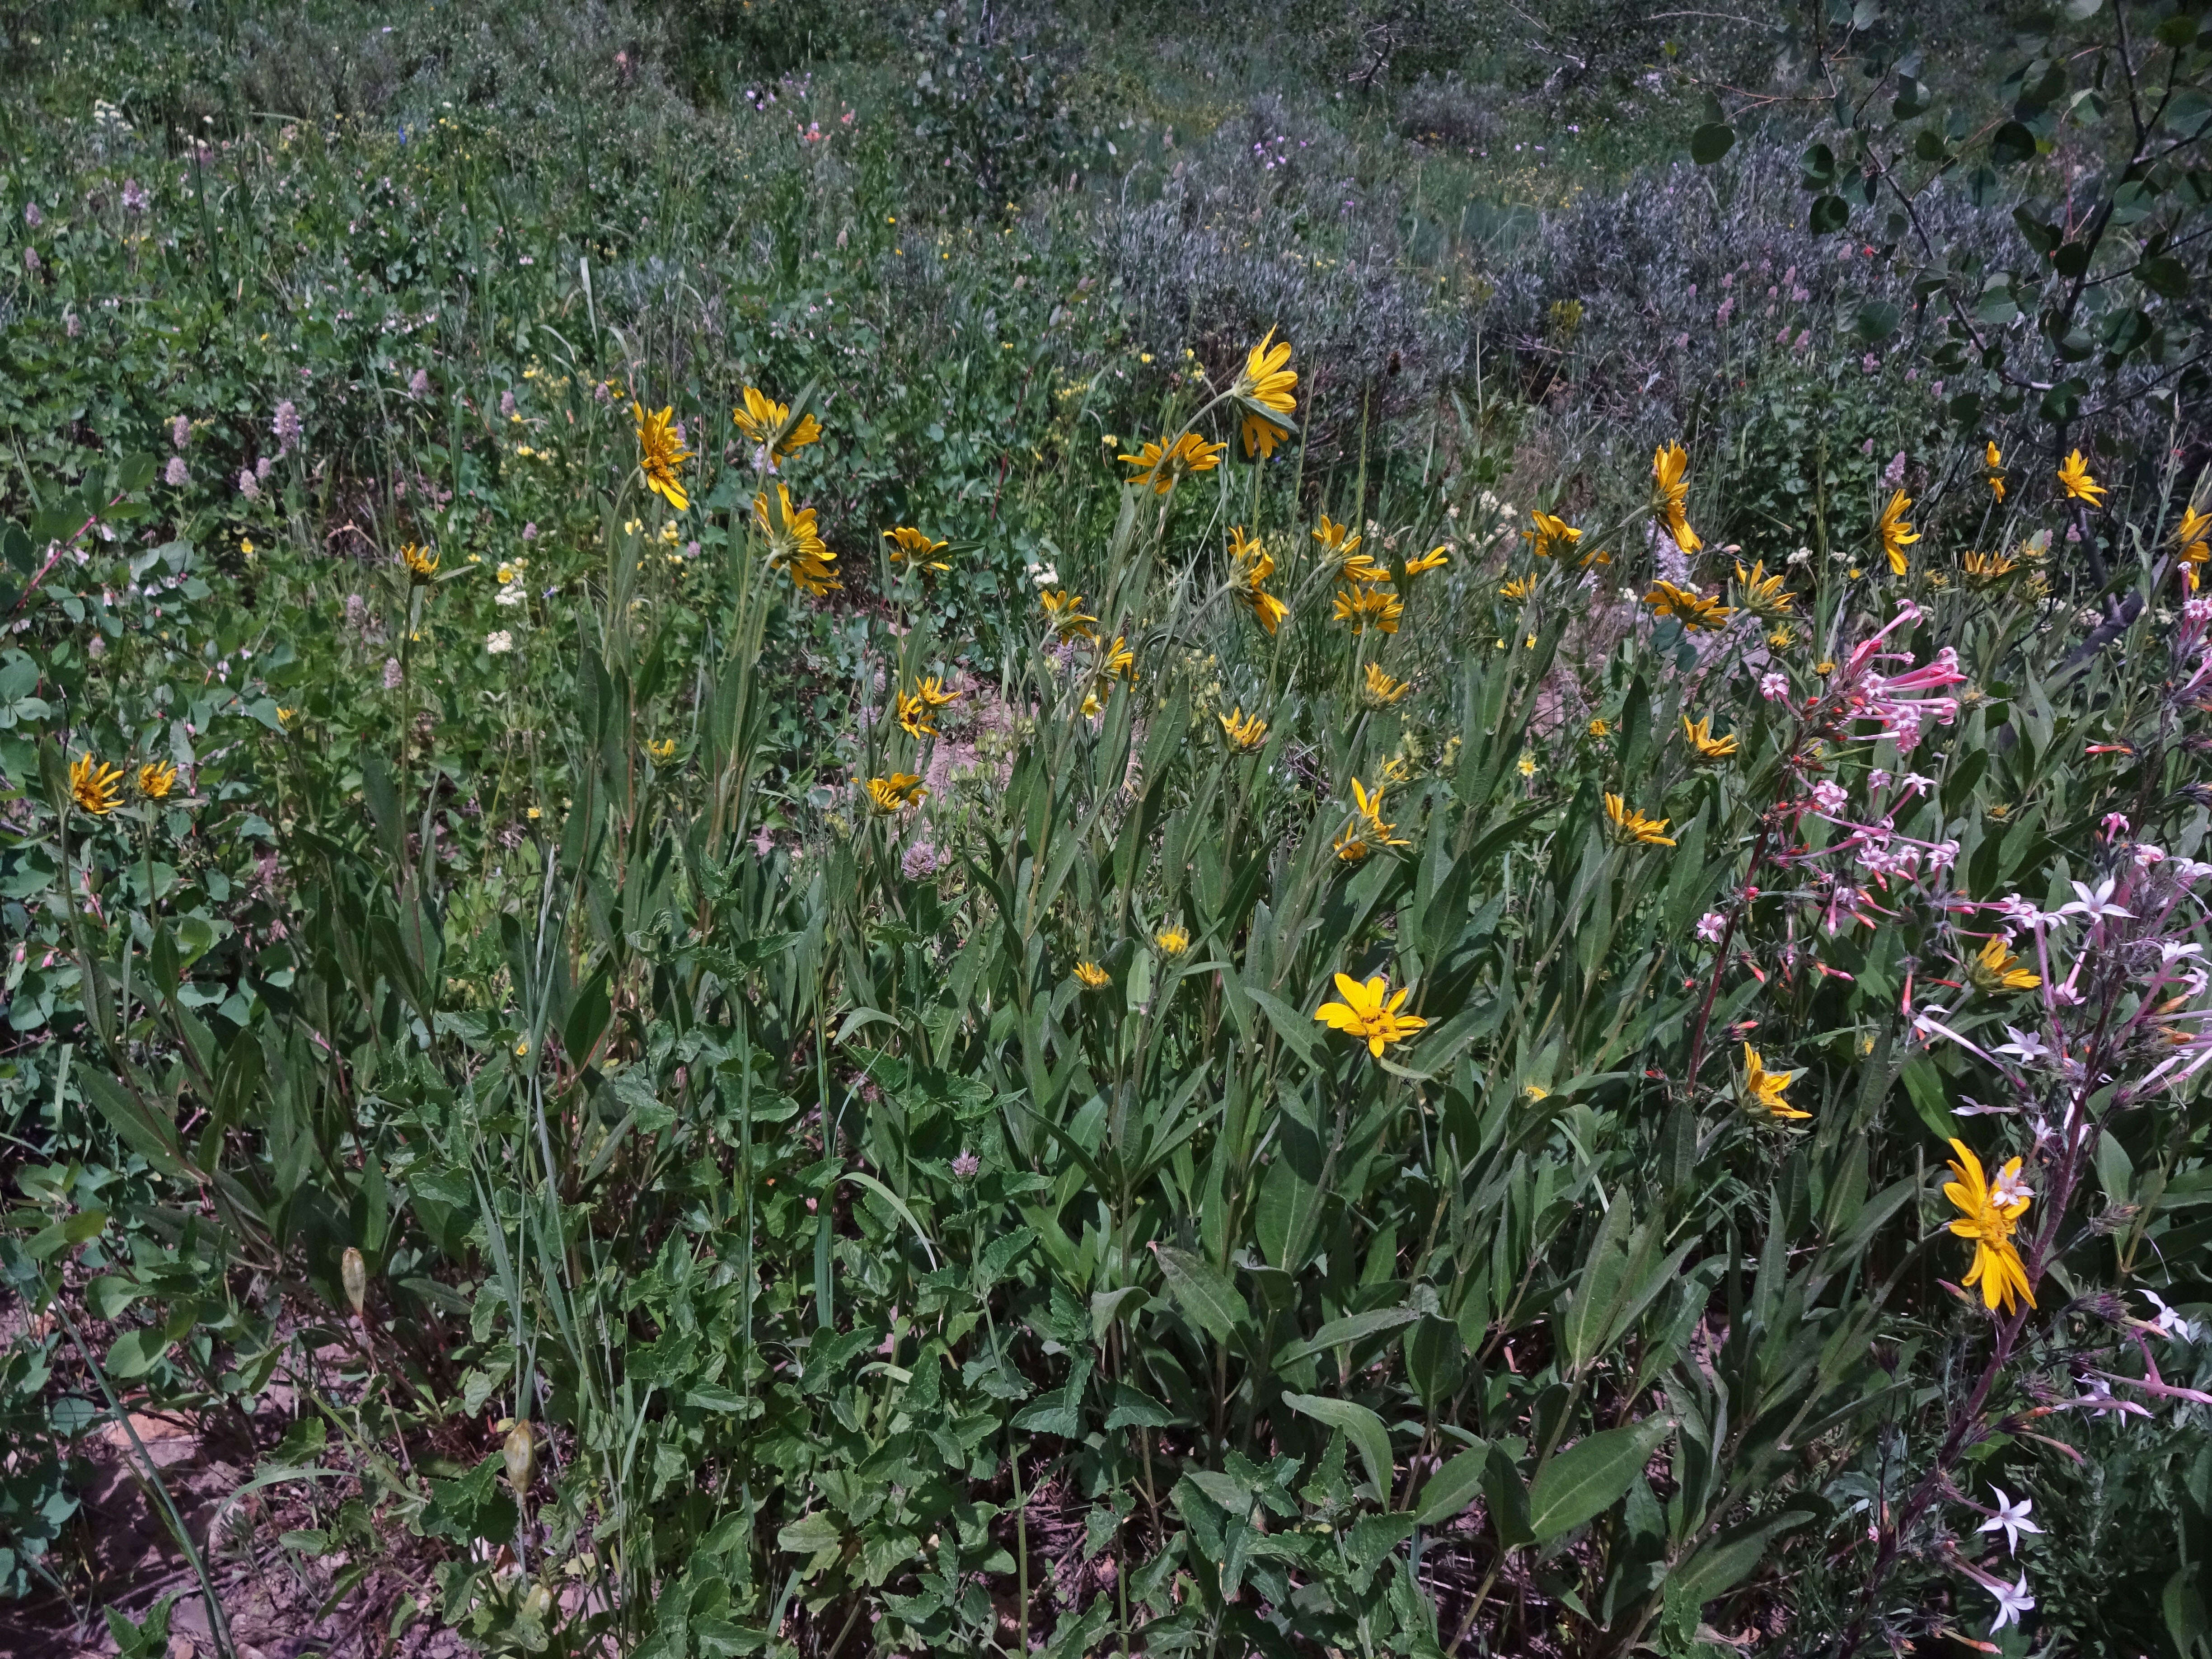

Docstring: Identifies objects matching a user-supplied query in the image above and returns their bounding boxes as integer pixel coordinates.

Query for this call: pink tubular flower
[2101,812,2131,840]
[1810,781,1849,815]
[1695,911,1728,943]
[1760,671,1790,702]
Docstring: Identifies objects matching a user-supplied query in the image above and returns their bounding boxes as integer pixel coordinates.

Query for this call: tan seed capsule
[503,1423,536,1498]
[340,1247,367,1317]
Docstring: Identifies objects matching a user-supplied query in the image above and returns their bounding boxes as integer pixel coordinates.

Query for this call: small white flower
[485,630,515,655]
[2133,842,2167,867]
[2142,1290,2203,1345]
[1990,1163,2034,1209]
[1899,771,1936,798]
[1994,1026,2053,1066]
[2159,941,2203,965]
[1985,1569,2036,1632]
[1695,912,1727,943]
[1786,546,1812,566]
[2059,877,2132,924]
[496,582,526,608]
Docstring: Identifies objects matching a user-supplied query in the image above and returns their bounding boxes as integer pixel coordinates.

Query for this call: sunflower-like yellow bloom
[1968,935,2041,993]
[2173,504,2211,567]
[1314,514,1385,582]
[896,690,937,739]
[1985,440,2006,503]
[1074,961,1111,989]
[1120,431,1226,494]
[136,760,178,800]
[733,386,822,470]
[1742,1044,1810,1121]
[1155,926,1190,955]
[1732,559,1793,619]
[885,526,951,573]
[401,542,440,582]
[753,482,840,595]
[1962,549,2018,586]
[1099,636,1136,681]
[1233,329,1298,458]
[1402,544,1449,578]
[1362,662,1412,706]
[1228,528,1290,633]
[2056,449,2106,506]
[1877,489,1919,576]
[1642,580,1735,632]
[1652,441,1702,553]
[866,773,928,813]
[1348,778,1411,849]
[1943,1139,2035,1314]
[1526,511,1582,559]
[70,753,124,816]
[1219,707,1268,750]
[1499,576,1534,601]
[917,675,960,710]
[633,403,692,511]
[1682,713,1739,763]
[1040,589,1099,641]
[1333,586,1403,634]
[1603,792,1676,847]
[1313,970,1429,1058]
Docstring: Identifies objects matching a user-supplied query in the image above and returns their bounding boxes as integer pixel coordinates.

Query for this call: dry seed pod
[340,1247,367,1317]
[503,1422,537,1498]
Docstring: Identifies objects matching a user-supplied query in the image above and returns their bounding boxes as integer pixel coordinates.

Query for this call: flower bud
[340,1247,367,1317]
[520,1584,554,1624]
[503,1422,536,1498]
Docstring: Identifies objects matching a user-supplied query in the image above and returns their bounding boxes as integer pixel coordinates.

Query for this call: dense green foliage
[3,3,2212,1657]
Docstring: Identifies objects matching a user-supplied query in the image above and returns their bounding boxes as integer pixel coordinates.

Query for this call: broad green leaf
[1155,1246,1246,1345]
[1413,1443,1490,1525]
[1528,1415,1675,1542]
[1274,1306,1420,1368]
[1282,1392,1395,1504]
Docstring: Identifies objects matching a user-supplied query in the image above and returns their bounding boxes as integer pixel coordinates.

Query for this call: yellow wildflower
[1040,589,1099,641]
[1968,935,2042,993]
[1587,717,1610,738]
[633,403,692,511]
[1219,707,1268,751]
[1333,586,1404,634]
[1643,580,1735,632]
[136,760,178,800]
[1877,489,1919,576]
[1732,558,1793,618]
[1362,663,1412,706]
[401,542,440,582]
[1155,926,1190,956]
[1314,514,1385,582]
[1943,1139,2036,1314]
[885,526,951,573]
[70,753,124,816]
[1402,544,1449,577]
[1119,431,1225,494]
[1100,635,1137,681]
[1767,624,1798,650]
[1652,441,1702,552]
[1232,328,1297,458]
[1962,549,2018,586]
[1313,970,1429,1059]
[647,738,677,761]
[1526,511,1582,559]
[753,482,840,596]
[1603,792,1676,847]
[1074,961,1111,989]
[1742,1043,1810,1120]
[1348,778,1411,849]
[896,690,937,739]
[2173,504,2211,567]
[917,675,960,709]
[865,773,928,813]
[1499,576,1534,601]
[1682,713,1739,763]
[732,386,822,469]
[1985,440,2006,503]
[1517,753,1537,778]
[2056,449,2106,506]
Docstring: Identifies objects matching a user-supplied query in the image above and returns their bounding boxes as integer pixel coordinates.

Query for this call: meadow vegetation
[3,2,2212,1656]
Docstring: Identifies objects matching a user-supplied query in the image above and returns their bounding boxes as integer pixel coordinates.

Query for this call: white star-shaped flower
[1976,1486,2043,1556]
[2142,1290,2203,1345]
[1994,1025,2053,1065]
[2058,877,2132,924]
[1986,1569,2036,1631]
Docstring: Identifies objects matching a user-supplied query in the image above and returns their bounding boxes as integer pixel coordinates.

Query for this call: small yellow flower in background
[1228,528,1291,634]
[1349,778,1411,849]
[1219,707,1268,750]
[2173,503,2211,567]
[515,1037,531,1058]
[1499,575,1534,601]
[1314,514,1385,582]
[1643,580,1735,632]
[733,386,822,469]
[1100,635,1136,680]
[1968,935,2042,993]
[1604,792,1676,847]
[633,403,692,511]
[1767,623,1798,650]
[647,737,677,761]
[527,806,542,820]
[401,542,439,582]
[1682,713,1739,764]
[1119,431,1225,493]
[2056,448,2106,506]
[1080,689,1103,717]
[1335,829,1373,863]
[622,519,643,538]
[1313,970,1429,1058]
[1732,558,1793,618]
[1586,717,1610,738]
[136,760,179,799]
[1741,1043,1810,1121]
[754,482,840,596]
[1652,441,1703,552]
[1232,328,1298,458]
[1516,752,1537,778]
[1040,589,1099,641]
[240,537,255,557]
[277,708,296,726]
[1962,549,2019,586]
[1944,1139,2035,1314]
[1362,662,1412,706]
[1815,658,1836,676]
[1074,961,1111,989]
[1985,440,2006,503]
[1333,586,1404,634]
[885,525,951,573]
[1155,925,1190,956]
[896,689,937,738]
[917,675,960,710]
[1523,1083,1550,1101]
[866,773,928,813]
[1877,489,1919,575]
[1402,544,1449,577]
[70,753,124,815]
[1526,510,1582,559]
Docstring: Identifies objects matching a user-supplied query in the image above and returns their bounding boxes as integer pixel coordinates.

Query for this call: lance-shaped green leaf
[1528,1414,1676,1542]
[1154,1245,1247,1346]
[1282,1392,1395,1504]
